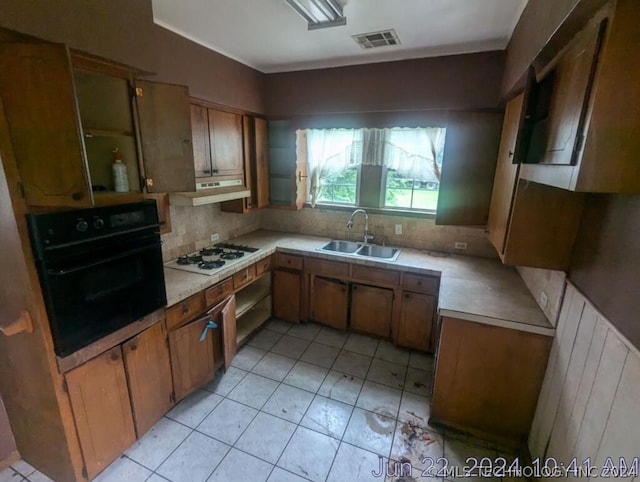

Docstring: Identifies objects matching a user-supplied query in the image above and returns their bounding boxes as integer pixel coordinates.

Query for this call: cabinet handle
[417,281,422,286]
[405,293,410,299]
[110,351,120,361]
[72,192,83,201]
[129,343,138,351]
[182,304,190,314]
[508,150,514,157]
[183,138,191,144]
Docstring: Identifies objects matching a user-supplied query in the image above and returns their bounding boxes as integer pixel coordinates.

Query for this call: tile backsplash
[260,207,497,258]
[161,204,261,261]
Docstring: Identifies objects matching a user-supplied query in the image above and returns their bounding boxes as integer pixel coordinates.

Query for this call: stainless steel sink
[317,240,401,261]
[355,244,401,261]
[319,240,362,253]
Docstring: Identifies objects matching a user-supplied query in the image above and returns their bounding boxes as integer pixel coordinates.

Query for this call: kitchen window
[298,126,446,213]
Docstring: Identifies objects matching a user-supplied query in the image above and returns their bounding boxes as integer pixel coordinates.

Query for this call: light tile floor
[2,320,529,482]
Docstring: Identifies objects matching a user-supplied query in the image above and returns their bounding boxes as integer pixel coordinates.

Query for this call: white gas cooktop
[164,243,260,276]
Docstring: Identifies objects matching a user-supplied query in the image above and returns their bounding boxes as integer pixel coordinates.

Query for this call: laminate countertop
[164,230,554,336]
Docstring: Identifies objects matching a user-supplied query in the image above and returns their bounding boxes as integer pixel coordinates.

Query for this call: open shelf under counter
[235,274,271,319]
[236,296,271,346]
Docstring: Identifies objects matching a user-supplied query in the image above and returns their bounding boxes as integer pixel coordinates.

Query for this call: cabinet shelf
[235,278,271,319]
[236,297,272,346]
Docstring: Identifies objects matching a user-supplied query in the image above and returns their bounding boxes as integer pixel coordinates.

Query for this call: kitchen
[0,0,639,481]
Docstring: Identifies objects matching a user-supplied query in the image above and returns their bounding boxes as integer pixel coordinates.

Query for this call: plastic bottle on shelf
[112,148,129,193]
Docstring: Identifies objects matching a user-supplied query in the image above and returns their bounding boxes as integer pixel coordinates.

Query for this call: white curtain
[298,126,446,207]
[303,128,362,207]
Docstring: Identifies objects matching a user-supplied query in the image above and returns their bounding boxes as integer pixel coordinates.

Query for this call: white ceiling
[151,0,529,74]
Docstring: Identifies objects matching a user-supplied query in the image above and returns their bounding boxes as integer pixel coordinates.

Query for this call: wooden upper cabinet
[0,42,92,207]
[521,0,640,193]
[208,109,243,177]
[190,104,212,178]
[435,112,503,226]
[254,117,270,208]
[135,80,195,193]
[221,115,270,213]
[122,321,174,437]
[268,120,306,210]
[487,93,526,255]
[65,347,136,480]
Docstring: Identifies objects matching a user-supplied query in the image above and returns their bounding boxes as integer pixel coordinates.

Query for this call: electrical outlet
[210,233,219,243]
[395,224,402,235]
[454,241,467,250]
[539,291,549,308]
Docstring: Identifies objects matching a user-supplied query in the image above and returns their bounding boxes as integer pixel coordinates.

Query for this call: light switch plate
[539,291,549,308]
[210,233,219,243]
[454,241,467,250]
[395,224,402,235]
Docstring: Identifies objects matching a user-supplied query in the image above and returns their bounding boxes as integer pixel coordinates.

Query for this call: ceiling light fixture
[284,0,346,30]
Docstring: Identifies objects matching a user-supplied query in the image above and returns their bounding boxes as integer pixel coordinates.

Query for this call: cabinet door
[435,112,503,225]
[65,347,136,480]
[168,315,216,402]
[220,295,237,369]
[310,276,348,330]
[268,120,305,210]
[397,292,436,352]
[191,104,212,178]
[208,109,243,177]
[123,322,174,437]
[0,43,91,207]
[254,117,270,208]
[350,284,394,338]
[136,79,195,192]
[272,269,301,322]
[487,93,525,255]
[530,22,601,166]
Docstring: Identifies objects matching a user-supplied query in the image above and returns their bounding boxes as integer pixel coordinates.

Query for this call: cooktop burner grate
[176,255,203,265]
[198,260,225,270]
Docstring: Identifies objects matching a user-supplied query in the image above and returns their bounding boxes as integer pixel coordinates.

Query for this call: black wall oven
[27,200,167,356]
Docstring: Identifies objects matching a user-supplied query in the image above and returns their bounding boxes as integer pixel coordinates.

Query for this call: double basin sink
[318,240,401,262]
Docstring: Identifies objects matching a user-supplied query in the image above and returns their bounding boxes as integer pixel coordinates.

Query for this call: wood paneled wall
[529,282,640,469]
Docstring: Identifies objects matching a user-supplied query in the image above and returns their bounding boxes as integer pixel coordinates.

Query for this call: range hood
[169,179,250,207]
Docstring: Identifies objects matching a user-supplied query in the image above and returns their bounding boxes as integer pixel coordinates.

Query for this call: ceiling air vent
[352,29,400,49]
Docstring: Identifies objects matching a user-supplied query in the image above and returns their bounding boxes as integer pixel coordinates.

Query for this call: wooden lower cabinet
[65,346,136,480]
[310,276,348,330]
[431,317,551,444]
[169,315,218,402]
[397,291,436,351]
[272,269,301,322]
[350,284,394,338]
[122,322,174,437]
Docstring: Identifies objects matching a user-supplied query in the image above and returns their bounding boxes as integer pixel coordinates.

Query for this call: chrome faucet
[347,209,374,244]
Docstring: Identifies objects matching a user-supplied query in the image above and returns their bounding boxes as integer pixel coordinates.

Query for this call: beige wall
[529,282,640,474]
[161,205,260,261]
[261,207,497,258]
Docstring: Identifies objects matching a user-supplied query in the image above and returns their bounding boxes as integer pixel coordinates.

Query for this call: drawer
[307,258,349,278]
[402,273,439,295]
[276,253,304,271]
[204,278,233,307]
[166,292,205,331]
[233,264,257,290]
[351,264,400,286]
[255,255,272,276]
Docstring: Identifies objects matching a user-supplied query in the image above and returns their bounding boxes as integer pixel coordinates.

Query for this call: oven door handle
[46,243,160,276]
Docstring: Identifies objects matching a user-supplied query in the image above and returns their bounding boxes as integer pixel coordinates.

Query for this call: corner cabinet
[487,93,584,270]
[0,42,195,208]
[520,0,640,193]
